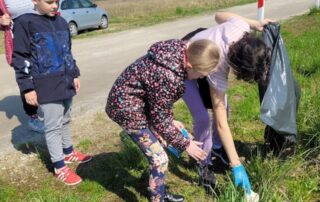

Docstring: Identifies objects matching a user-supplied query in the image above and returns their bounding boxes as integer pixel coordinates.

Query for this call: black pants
[20,93,38,116]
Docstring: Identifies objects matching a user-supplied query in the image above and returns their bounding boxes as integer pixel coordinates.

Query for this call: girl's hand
[173,120,194,139]
[173,120,184,130]
[25,90,39,106]
[186,140,207,161]
[232,164,252,195]
[0,14,11,26]
[251,18,275,32]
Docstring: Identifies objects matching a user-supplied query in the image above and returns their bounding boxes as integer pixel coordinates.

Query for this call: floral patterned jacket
[106,39,190,151]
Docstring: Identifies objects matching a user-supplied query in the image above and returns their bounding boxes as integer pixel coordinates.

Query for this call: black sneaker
[198,165,217,193]
[211,147,229,166]
[164,191,184,202]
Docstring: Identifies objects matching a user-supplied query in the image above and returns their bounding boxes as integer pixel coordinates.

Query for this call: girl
[182,11,273,193]
[106,38,220,202]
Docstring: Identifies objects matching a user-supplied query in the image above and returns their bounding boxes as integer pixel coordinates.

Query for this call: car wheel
[100,16,108,29]
[69,22,78,36]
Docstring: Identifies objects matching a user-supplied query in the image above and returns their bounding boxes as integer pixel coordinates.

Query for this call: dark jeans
[20,93,38,116]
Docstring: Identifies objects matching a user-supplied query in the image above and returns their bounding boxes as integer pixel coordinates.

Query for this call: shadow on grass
[75,130,207,201]
[167,154,198,182]
[76,131,150,202]
[16,141,53,172]
[234,140,262,162]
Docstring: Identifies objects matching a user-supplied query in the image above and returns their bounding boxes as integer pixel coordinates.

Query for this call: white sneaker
[28,117,44,133]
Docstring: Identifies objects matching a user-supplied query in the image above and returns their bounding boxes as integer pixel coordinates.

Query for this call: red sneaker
[54,166,82,186]
[64,150,92,164]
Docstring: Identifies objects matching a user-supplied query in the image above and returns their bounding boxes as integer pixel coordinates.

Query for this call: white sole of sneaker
[65,178,82,186]
[64,156,93,164]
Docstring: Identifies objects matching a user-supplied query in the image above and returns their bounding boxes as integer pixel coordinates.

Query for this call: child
[0,0,44,133]
[181,12,273,193]
[12,0,92,185]
[106,39,220,202]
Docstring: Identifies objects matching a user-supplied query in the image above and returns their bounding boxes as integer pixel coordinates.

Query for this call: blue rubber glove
[167,128,190,158]
[232,164,252,195]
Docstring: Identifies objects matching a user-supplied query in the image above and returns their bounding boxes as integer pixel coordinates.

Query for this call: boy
[12,0,92,185]
[0,0,44,133]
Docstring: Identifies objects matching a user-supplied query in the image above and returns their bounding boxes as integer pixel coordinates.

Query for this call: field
[0,0,256,53]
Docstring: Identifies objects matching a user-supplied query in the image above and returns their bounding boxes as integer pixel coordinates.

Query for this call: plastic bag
[260,24,301,136]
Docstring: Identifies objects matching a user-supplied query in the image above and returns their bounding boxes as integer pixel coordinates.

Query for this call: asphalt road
[0,0,314,156]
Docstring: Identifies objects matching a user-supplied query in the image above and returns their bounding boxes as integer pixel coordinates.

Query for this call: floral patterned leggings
[129,128,169,202]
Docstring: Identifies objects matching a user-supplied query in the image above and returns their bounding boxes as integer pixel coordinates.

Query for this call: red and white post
[258,0,265,21]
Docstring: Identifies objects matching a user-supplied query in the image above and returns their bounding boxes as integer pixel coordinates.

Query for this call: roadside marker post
[316,0,320,9]
[258,0,265,21]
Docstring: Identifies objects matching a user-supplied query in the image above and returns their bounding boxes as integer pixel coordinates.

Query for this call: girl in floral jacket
[106,39,220,202]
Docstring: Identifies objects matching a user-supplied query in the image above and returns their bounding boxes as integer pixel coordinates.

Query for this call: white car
[59,0,109,36]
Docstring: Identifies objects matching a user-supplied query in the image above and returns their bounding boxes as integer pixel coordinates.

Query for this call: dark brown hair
[227,32,271,83]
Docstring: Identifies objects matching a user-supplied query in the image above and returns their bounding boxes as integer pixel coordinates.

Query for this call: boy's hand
[25,90,39,106]
[0,13,11,26]
[73,78,80,93]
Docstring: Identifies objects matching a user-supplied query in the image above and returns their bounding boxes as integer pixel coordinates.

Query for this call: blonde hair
[186,39,220,73]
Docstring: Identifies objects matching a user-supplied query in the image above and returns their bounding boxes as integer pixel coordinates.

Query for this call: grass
[0,5,320,202]
[96,0,256,34]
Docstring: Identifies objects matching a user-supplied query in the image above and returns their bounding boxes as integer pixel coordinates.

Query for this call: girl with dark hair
[228,32,271,84]
[182,11,273,195]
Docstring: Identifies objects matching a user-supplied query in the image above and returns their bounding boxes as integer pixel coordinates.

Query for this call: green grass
[0,7,320,202]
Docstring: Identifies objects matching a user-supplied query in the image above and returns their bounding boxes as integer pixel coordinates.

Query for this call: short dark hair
[227,32,271,83]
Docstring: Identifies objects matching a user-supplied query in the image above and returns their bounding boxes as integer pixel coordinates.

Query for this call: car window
[79,0,94,8]
[70,0,81,9]
[60,0,70,10]
[61,0,82,9]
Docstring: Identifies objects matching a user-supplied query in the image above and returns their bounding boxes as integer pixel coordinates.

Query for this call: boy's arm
[67,23,81,78]
[12,18,34,93]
